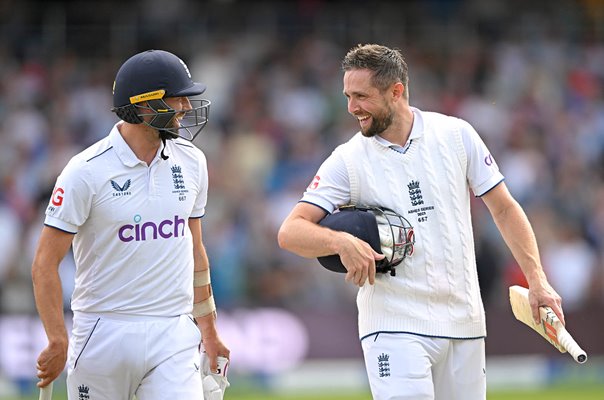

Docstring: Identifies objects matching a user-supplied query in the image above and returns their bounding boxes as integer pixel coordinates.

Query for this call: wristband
[193,295,216,317]
[194,269,211,287]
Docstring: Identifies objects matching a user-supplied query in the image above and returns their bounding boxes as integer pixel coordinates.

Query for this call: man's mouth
[358,115,371,127]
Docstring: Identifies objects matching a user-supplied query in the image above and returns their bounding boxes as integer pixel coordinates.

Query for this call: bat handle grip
[558,328,587,364]
[39,382,53,400]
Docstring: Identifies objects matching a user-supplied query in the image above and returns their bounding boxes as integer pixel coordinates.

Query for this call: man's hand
[528,280,564,326]
[197,318,230,400]
[36,339,68,388]
[199,329,230,371]
[338,232,384,287]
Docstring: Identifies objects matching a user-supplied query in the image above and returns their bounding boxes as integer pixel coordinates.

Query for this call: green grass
[228,386,604,400]
[2,385,603,400]
[487,385,604,400]
[226,392,372,400]
[0,391,372,400]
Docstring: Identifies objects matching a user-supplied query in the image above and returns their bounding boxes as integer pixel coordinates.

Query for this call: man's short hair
[342,44,409,98]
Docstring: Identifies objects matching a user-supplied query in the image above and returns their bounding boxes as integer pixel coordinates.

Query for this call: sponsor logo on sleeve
[484,154,493,166]
[47,187,64,213]
[308,175,320,190]
[51,187,64,206]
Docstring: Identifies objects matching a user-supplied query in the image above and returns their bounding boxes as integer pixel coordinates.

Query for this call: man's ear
[392,82,406,100]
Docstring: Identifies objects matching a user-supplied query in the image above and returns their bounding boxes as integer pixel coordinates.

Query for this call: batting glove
[201,353,230,400]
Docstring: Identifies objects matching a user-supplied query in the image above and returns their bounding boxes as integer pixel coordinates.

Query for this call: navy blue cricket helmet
[318,206,415,276]
[111,49,210,141]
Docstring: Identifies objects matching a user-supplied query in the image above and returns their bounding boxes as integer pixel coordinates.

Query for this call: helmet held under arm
[317,205,415,276]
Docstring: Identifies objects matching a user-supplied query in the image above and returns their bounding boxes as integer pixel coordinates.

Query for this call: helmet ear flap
[113,105,143,124]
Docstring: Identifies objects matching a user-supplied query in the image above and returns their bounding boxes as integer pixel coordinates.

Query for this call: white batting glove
[201,353,230,400]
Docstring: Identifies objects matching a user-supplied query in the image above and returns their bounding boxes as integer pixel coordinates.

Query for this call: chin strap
[160,136,169,160]
[159,130,180,160]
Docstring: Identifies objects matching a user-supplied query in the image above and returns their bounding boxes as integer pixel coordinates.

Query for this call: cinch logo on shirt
[118,215,186,242]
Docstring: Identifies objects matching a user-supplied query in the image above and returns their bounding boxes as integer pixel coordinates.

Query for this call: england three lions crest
[406,179,434,223]
[171,164,188,200]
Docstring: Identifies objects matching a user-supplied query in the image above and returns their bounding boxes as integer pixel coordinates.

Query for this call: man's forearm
[492,202,547,286]
[278,216,345,258]
[32,264,68,345]
[193,269,219,340]
[195,311,218,338]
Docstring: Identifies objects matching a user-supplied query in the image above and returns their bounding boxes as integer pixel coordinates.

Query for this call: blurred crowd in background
[1,0,604,321]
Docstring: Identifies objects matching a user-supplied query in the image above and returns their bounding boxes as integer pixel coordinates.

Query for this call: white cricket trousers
[66,312,203,400]
[361,332,486,400]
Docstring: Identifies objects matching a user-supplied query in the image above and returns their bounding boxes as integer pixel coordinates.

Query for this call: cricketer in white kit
[278,44,564,400]
[52,127,206,399]
[32,50,230,400]
[300,107,494,400]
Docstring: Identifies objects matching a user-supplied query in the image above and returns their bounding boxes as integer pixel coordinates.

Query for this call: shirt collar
[375,107,424,151]
[109,123,167,167]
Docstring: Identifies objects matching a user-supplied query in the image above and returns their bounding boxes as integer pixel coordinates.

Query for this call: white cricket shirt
[301,107,505,339]
[45,123,208,316]
[302,107,503,213]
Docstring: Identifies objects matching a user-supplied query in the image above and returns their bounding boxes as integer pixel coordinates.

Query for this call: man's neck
[118,122,162,165]
[379,106,414,147]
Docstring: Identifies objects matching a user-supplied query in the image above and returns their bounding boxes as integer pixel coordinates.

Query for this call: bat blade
[39,382,53,400]
[509,285,587,364]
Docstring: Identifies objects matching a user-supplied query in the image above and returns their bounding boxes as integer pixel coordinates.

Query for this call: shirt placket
[147,159,159,197]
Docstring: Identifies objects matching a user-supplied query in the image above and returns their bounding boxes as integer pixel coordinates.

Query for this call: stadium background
[0,0,603,398]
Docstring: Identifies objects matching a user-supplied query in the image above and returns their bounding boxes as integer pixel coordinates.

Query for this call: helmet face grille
[372,207,415,271]
[111,96,210,141]
[317,205,415,276]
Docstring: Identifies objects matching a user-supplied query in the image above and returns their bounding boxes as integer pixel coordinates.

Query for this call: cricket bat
[509,285,587,364]
[39,382,53,400]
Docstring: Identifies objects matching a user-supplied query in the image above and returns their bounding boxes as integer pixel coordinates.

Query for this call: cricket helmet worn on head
[111,49,210,141]
[317,205,415,276]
